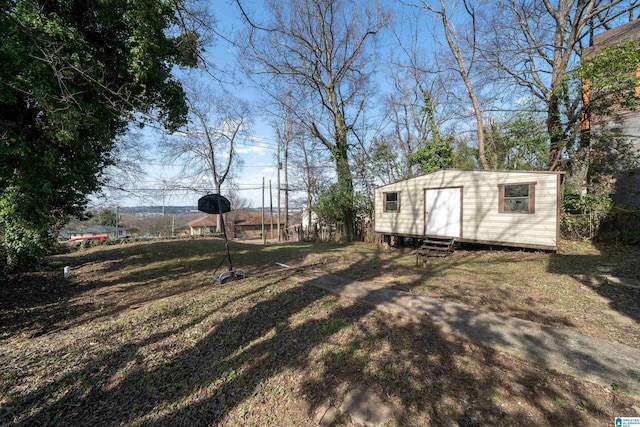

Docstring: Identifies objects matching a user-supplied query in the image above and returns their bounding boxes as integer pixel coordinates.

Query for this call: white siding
[375,169,562,249]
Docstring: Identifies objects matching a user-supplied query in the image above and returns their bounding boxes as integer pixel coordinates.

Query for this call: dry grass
[323,241,640,349]
[0,238,638,426]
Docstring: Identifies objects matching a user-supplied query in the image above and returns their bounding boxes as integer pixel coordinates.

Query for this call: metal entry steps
[416,236,455,265]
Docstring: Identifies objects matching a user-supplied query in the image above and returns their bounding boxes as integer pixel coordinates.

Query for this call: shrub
[0,223,53,272]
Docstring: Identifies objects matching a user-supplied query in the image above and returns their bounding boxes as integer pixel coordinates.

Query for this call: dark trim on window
[383,191,400,213]
[497,182,536,214]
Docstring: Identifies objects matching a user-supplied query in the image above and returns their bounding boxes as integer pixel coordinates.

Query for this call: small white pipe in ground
[274,262,290,268]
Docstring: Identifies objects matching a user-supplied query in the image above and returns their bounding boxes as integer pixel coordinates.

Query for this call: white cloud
[236,144,269,154]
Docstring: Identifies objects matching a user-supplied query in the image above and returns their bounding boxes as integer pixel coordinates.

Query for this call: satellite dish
[198,194,231,214]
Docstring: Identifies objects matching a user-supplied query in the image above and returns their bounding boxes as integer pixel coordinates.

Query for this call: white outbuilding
[374,169,565,250]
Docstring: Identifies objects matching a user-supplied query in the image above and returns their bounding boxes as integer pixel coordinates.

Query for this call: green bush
[560,211,593,240]
[561,187,612,241]
[0,223,53,272]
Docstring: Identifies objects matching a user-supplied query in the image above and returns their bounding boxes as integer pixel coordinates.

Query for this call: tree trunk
[547,93,565,171]
[241,0,382,243]
[335,125,354,242]
[215,183,222,233]
[313,99,357,242]
[302,141,314,234]
[437,0,489,170]
[568,126,592,195]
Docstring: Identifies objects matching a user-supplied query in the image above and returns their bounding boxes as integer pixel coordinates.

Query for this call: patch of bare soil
[1,240,638,426]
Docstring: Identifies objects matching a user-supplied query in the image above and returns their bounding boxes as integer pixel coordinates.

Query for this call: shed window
[384,192,400,212]
[498,183,536,214]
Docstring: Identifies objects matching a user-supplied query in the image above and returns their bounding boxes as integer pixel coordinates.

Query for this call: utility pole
[283,137,289,240]
[269,179,274,239]
[277,143,281,241]
[262,177,266,245]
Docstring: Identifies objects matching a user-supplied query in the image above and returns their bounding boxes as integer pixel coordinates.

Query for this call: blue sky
[94,0,445,210]
[101,123,284,210]
[95,1,292,209]
[88,0,632,210]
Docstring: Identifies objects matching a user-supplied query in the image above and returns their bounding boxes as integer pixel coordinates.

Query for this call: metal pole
[277,143,281,241]
[262,177,266,244]
[284,138,289,240]
[269,179,274,239]
[216,194,233,272]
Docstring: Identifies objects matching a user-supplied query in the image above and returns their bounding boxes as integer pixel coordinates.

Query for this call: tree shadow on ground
[3,245,630,426]
[358,248,579,330]
[0,239,328,340]
[547,246,640,329]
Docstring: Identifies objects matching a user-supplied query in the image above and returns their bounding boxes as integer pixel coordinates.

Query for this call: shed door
[425,188,462,238]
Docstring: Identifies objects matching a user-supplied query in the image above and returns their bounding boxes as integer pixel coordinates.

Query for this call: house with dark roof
[232,211,284,239]
[187,214,219,236]
[188,212,285,239]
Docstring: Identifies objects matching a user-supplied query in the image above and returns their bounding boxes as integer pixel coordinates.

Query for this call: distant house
[188,214,219,236]
[69,225,128,239]
[300,205,319,231]
[375,169,564,250]
[188,212,285,239]
[233,211,284,239]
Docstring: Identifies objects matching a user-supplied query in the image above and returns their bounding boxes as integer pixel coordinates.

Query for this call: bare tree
[238,0,388,241]
[96,126,153,205]
[287,125,332,233]
[406,0,491,169]
[297,134,323,232]
[480,0,639,171]
[383,66,441,176]
[273,114,296,238]
[162,85,251,230]
[377,12,467,178]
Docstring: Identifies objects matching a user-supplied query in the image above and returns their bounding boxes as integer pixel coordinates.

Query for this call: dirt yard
[1,239,639,426]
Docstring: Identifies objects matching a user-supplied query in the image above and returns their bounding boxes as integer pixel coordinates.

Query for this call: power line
[132,162,277,168]
[109,185,307,192]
